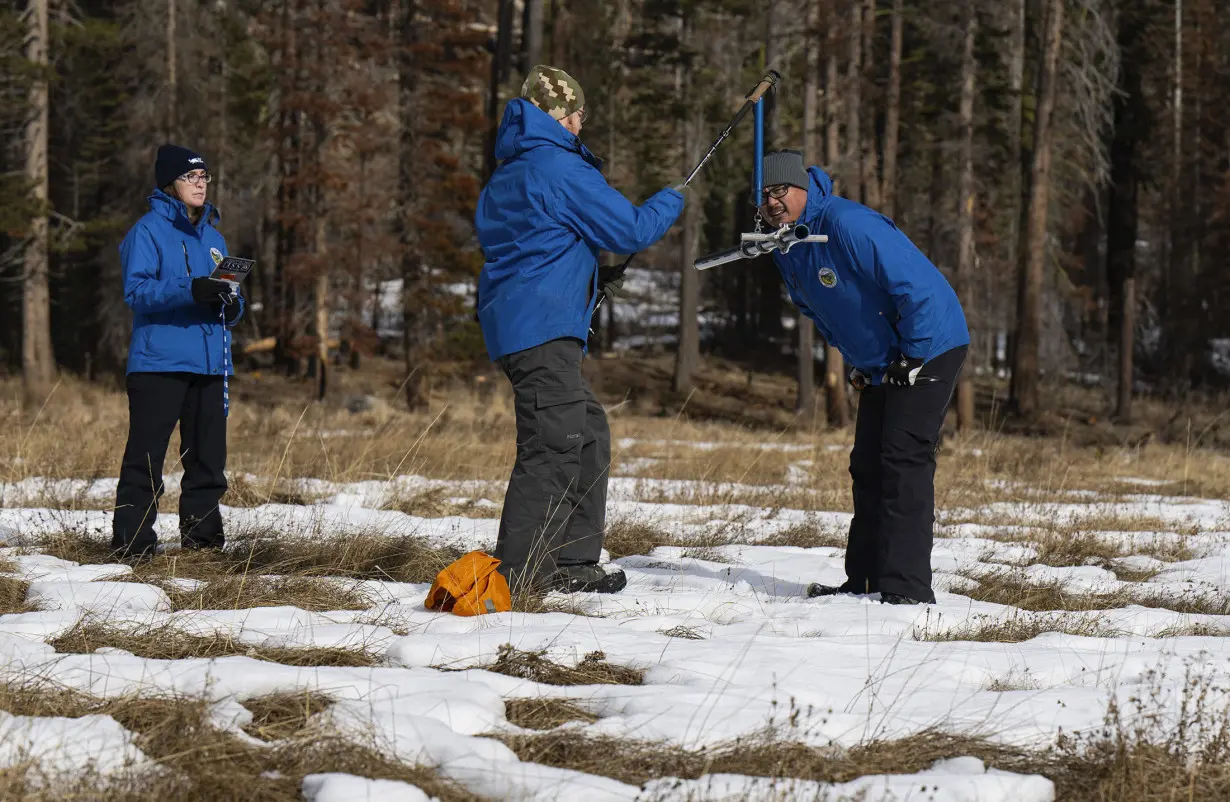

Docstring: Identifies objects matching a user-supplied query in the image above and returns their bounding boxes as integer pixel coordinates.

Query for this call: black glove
[598,263,630,299]
[884,355,926,386]
[192,277,235,306]
[221,298,242,324]
[848,367,869,391]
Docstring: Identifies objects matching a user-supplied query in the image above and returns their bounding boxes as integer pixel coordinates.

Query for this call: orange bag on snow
[424,551,512,616]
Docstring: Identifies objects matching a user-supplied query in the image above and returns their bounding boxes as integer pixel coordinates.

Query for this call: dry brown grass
[601,516,741,562]
[35,527,115,564]
[166,575,372,612]
[505,716,1230,802]
[380,485,500,519]
[223,474,328,508]
[757,519,848,549]
[602,517,675,560]
[504,698,598,730]
[0,574,32,615]
[33,526,464,588]
[0,682,475,801]
[50,622,381,667]
[478,646,644,686]
[917,612,1125,643]
[241,690,334,741]
[959,570,1230,616]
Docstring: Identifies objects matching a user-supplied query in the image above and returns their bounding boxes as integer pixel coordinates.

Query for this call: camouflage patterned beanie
[521,65,586,122]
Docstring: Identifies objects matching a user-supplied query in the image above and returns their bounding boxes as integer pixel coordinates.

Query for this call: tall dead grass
[3,374,1229,515]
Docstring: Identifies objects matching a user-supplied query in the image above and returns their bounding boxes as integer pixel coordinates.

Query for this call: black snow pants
[495,338,611,592]
[112,372,228,558]
[843,345,967,603]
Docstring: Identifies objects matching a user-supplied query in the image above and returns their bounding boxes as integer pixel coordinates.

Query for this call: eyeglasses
[763,184,790,200]
[178,172,212,185]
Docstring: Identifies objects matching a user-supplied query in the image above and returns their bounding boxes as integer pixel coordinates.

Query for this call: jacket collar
[494,98,603,171]
[148,188,220,233]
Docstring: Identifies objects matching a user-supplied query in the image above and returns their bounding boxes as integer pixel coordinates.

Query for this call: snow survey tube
[694,223,825,271]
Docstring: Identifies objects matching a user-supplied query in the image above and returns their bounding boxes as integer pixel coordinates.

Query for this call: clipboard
[210,256,255,285]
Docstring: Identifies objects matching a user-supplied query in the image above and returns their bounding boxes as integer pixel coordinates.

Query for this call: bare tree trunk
[1107,5,1146,422]
[399,0,428,409]
[954,1,977,430]
[314,216,329,401]
[166,0,178,141]
[859,0,879,209]
[1118,278,1135,417]
[24,0,56,407]
[673,12,700,393]
[881,0,902,218]
[524,0,543,71]
[1009,0,1064,418]
[1004,0,1025,347]
[1166,0,1183,378]
[796,0,820,417]
[824,11,848,427]
[846,0,863,204]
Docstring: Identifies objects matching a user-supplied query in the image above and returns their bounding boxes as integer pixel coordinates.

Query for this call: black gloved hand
[598,264,631,299]
[192,277,235,306]
[884,355,926,386]
[221,298,242,324]
[848,367,869,391]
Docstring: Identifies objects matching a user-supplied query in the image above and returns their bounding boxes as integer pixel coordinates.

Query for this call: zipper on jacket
[185,240,215,373]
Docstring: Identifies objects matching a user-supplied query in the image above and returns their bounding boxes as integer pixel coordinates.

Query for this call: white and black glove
[848,367,869,391]
[884,356,925,386]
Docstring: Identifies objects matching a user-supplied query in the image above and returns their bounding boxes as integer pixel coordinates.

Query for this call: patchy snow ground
[0,466,1229,800]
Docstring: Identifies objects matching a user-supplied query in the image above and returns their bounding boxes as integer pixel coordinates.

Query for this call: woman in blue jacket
[761,150,969,605]
[475,66,685,595]
[111,145,244,562]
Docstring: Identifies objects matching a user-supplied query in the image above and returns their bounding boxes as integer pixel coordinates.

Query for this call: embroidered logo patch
[819,267,838,288]
[210,247,223,265]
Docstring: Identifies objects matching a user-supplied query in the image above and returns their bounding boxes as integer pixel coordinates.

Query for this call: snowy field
[0,432,1229,799]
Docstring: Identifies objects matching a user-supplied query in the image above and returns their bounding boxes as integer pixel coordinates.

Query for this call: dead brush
[916,612,1125,643]
[0,573,32,615]
[757,519,848,549]
[166,575,372,612]
[602,516,675,560]
[503,698,598,730]
[33,526,115,565]
[219,532,465,585]
[223,474,325,507]
[50,622,381,667]
[379,485,498,519]
[0,682,476,801]
[479,646,643,686]
[959,570,1230,616]
[241,691,334,741]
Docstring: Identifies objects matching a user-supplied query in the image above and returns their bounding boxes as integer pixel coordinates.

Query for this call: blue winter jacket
[120,190,245,375]
[774,167,969,382]
[476,98,685,361]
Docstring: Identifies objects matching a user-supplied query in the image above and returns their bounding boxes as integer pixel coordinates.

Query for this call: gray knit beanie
[761,150,810,190]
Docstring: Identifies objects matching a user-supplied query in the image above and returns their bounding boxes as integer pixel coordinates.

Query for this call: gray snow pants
[494,337,611,592]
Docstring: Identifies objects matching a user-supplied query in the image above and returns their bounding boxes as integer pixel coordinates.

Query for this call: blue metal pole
[752,96,764,208]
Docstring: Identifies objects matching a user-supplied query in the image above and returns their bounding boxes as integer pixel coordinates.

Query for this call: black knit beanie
[155,144,207,189]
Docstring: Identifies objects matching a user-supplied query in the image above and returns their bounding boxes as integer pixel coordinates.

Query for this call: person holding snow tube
[111,144,244,563]
[760,149,969,605]
[475,66,686,596]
